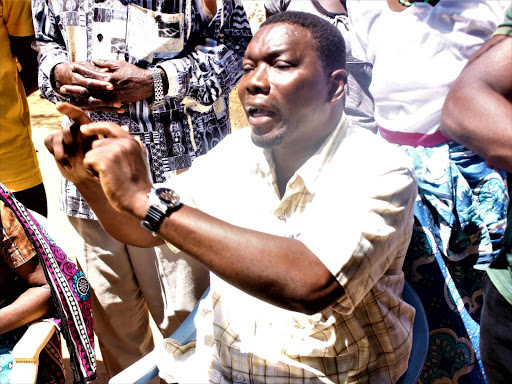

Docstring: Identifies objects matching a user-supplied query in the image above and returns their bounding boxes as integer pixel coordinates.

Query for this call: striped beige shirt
[159,115,417,383]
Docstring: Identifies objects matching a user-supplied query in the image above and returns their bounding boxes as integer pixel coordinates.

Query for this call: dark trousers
[480,274,512,384]
[12,182,47,217]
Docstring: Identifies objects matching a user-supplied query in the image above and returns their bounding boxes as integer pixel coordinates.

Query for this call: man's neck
[272,128,333,198]
[272,109,344,198]
[273,146,315,198]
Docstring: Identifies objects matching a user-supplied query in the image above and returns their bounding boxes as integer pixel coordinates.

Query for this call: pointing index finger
[56,102,92,126]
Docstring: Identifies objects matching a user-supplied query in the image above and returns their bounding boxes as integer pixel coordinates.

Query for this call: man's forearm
[143,203,344,314]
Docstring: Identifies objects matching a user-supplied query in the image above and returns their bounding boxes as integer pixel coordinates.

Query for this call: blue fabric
[401,141,508,384]
[0,330,24,384]
[397,281,429,384]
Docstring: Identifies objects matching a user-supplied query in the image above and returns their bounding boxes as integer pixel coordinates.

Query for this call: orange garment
[0,0,42,191]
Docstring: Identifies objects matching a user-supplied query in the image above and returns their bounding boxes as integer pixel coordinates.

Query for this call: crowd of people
[0,0,511,383]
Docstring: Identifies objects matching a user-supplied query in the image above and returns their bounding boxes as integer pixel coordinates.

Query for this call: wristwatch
[150,67,166,110]
[141,187,181,235]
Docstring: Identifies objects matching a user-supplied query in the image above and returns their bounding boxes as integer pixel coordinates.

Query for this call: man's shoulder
[338,125,414,176]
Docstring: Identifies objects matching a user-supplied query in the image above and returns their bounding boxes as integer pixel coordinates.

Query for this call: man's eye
[243,66,254,73]
[273,62,292,69]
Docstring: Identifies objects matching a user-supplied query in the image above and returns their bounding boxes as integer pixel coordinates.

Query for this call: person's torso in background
[0,0,42,192]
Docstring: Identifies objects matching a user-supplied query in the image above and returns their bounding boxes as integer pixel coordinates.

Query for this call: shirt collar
[256,113,349,197]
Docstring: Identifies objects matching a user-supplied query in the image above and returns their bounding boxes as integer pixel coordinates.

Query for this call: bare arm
[441,35,512,172]
[143,204,343,315]
[0,257,52,334]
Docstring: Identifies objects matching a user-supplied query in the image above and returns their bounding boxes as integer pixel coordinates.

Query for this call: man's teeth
[251,108,272,117]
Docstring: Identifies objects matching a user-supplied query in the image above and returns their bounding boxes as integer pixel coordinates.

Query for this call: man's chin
[251,127,286,149]
[251,133,283,149]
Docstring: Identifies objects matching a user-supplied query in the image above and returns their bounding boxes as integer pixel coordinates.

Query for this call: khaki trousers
[69,217,209,377]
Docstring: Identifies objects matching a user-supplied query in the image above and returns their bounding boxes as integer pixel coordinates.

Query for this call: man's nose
[245,64,270,95]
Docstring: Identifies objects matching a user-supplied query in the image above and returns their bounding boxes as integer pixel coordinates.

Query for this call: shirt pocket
[126,4,185,62]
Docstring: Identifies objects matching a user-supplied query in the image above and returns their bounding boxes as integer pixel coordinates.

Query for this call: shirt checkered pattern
[159,115,417,383]
[1,200,36,269]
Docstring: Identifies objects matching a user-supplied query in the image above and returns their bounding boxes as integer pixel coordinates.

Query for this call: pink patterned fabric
[0,183,96,383]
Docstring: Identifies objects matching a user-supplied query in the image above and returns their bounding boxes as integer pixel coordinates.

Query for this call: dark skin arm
[9,35,38,96]
[45,104,344,315]
[0,257,52,334]
[441,35,512,172]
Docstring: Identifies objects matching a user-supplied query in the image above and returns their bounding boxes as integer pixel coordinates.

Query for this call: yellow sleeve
[3,0,35,37]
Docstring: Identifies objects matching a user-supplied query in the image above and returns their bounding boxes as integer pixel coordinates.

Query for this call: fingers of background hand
[92,58,121,70]
[87,96,122,108]
[81,122,131,139]
[83,107,126,114]
[56,102,92,125]
[75,61,109,72]
[71,63,114,90]
[58,71,111,94]
[59,84,90,97]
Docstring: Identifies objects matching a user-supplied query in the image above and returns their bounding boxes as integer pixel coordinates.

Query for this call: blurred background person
[348,0,508,382]
[442,3,512,382]
[0,0,47,217]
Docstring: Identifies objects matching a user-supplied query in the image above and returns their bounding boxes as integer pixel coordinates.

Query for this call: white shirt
[158,115,418,383]
[348,0,507,137]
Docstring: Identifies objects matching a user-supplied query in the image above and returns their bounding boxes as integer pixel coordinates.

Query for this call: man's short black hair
[261,11,346,74]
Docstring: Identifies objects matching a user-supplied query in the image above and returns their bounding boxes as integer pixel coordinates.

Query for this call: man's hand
[44,103,98,185]
[71,59,156,105]
[54,62,125,112]
[81,121,152,217]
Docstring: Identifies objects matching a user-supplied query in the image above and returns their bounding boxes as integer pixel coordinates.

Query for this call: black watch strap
[141,204,182,235]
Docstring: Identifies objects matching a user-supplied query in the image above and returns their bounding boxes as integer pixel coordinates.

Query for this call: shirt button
[236,374,247,383]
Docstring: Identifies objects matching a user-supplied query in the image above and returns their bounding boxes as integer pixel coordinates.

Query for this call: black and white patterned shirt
[33,0,252,219]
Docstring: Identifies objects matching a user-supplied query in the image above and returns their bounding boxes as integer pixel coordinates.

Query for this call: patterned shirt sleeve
[0,201,36,269]
[157,0,252,107]
[32,0,70,104]
[263,0,290,17]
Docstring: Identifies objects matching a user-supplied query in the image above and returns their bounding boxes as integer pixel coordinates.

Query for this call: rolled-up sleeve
[298,164,417,313]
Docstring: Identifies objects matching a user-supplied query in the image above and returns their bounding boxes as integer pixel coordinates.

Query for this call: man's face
[238,23,333,149]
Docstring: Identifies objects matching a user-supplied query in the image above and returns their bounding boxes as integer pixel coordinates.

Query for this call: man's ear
[328,69,347,104]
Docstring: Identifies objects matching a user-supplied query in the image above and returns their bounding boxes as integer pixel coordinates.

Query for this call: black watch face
[156,187,180,206]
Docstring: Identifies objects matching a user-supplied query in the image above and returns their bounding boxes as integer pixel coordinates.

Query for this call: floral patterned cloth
[0,183,96,383]
[401,142,508,383]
